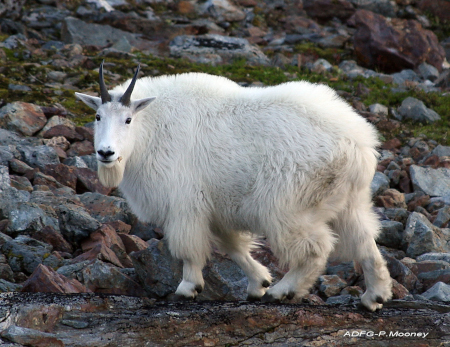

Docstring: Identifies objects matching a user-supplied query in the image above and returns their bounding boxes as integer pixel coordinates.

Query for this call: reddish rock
[81,224,133,268]
[375,189,407,209]
[0,102,47,136]
[33,172,66,190]
[75,167,112,195]
[104,220,132,234]
[73,243,124,268]
[304,0,355,22]
[391,279,409,299]
[282,15,321,34]
[351,9,445,73]
[42,164,78,190]
[10,175,33,192]
[398,170,412,194]
[439,157,450,169]
[381,138,402,150]
[43,136,71,152]
[32,226,73,254]
[9,159,34,176]
[40,106,67,118]
[75,126,94,143]
[407,194,430,212]
[423,155,440,168]
[66,140,95,157]
[43,125,84,142]
[119,234,149,254]
[21,264,90,293]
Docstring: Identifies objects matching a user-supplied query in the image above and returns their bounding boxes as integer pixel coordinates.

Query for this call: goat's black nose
[97,149,115,158]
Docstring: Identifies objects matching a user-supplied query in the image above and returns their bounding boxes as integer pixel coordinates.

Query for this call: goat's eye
[125,118,132,124]
[95,114,101,121]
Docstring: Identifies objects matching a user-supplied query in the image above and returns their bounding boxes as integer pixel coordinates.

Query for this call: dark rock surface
[0,292,449,346]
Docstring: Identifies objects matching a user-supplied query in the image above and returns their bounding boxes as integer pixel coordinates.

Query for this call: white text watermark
[343,331,429,338]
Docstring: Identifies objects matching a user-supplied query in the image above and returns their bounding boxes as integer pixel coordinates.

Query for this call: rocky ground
[1,0,450,346]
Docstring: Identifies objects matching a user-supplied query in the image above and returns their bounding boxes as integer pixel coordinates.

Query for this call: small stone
[378,220,403,249]
[375,189,407,209]
[0,102,47,136]
[369,103,388,116]
[318,275,347,298]
[75,167,111,195]
[418,62,440,82]
[417,252,450,263]
[410,165,450,197]
[42,164,78,190]
[370,172,390,197]
[402,212,450,258]
[421,281,450,302]
[198,0,246,22]
[398,97,441,123]
[32,225,73,254]
[391,278,409,299]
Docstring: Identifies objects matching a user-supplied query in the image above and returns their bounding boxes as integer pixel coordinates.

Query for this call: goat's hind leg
[262,222,335,302]
[216,232,272,300]
[331,203,392,311]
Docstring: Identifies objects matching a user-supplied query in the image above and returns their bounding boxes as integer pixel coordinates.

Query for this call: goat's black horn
[120,64,140,107]
[99,61,112,104]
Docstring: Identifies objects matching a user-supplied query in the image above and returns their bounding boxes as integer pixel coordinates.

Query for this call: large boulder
[409,165,450,197]
[351,10,445,73]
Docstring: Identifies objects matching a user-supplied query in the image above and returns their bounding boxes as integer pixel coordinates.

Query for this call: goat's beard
[97,160,125,188]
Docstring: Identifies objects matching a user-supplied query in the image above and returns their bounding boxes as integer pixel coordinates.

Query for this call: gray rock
[421,282,450,303]
[378,220,403,249]
[0,129,22,146]
[418,62,440,82]
[391,70,421,86]
[0,279,22,292]
[0,34,27,49]
[348,0,397,17]
[61,17,149,50]
[57,204,101,245]
[2,236,56,275]
[63,156,88,169]
[0,325,62,346]
[311,58,333,72]
[79,192,132,224]
[169,34,270,66]
[198,0,246,22]
[369,103,388,116]
[326,294,358,305]
[131,238,249,300]
[370,172,390,197]
[431,145,450,158]
[0,102,47,136]
[0,187,30,219]
[417,253,450,264]
[410,165,450,197]
[0,165,10,193]
[384,208,409,225]
[433,206,450,228]
[6,203,59,235]
[397,97,441,123]
[16,145,60,170]
[402,212,450,258]
[318,275,347,298]
[80,154,97,171]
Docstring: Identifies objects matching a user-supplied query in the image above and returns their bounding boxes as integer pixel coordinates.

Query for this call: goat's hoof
[195,284,204,294]
[286,291,295,300]
[262,280,271,288]
[261,293,281,303]
[376,296,385,304]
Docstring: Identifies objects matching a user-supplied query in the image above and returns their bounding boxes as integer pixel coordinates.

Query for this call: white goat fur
[75,72,392,311]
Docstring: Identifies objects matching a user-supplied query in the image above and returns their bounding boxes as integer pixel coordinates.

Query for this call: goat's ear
[75,92,102,111]
[131,97,156,114]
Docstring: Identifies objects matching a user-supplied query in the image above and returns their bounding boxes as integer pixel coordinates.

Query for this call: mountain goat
[75,62,392,311]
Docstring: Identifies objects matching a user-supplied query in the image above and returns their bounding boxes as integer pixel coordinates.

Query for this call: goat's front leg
[174,261,205,299]
[165,212,211,300]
